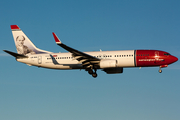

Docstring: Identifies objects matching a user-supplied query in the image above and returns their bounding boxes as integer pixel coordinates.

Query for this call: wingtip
[52,32,61,44]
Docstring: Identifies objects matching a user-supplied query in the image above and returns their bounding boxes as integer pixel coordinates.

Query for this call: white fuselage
[8,25,178,78]
[17,50,135,69]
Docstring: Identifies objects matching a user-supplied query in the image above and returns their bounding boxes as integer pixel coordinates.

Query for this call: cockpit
[164,53,171,56]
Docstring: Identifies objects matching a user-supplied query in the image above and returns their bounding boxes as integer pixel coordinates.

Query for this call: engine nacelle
[103,67,123,74]
[100,59,117,68]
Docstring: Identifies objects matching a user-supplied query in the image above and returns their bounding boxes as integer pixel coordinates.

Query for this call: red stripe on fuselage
[135,50,178,67]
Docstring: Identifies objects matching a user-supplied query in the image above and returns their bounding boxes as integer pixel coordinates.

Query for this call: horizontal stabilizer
[3,50,28,58]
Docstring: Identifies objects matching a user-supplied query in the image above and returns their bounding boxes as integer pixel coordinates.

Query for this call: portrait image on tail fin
[11,25,51,55]
[15,35,36,55]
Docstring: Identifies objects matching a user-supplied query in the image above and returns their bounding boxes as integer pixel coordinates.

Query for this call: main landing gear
[88,69,98,78]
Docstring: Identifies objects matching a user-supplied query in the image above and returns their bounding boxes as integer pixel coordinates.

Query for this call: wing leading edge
[52,33,100,69]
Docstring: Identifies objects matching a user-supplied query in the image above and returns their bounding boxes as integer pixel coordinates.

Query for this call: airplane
[3,25,178,78]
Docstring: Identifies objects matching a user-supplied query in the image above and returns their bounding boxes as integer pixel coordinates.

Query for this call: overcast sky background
[0,0,180,120]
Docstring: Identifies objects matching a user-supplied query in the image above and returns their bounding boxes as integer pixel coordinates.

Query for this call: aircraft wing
[52,33,100,68]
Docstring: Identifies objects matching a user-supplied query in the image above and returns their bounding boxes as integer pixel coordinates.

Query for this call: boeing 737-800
[4,25,178,78]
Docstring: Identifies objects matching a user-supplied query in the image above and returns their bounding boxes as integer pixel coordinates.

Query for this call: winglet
[11,25,20,30]
[52,32,61,44]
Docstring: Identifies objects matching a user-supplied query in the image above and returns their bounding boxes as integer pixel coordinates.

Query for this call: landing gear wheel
[159,69,162,73]
[92,73,97,78]
[88,69,93,75]
[87,67,98,78]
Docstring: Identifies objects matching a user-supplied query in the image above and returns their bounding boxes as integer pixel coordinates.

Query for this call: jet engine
[100,59,117,68]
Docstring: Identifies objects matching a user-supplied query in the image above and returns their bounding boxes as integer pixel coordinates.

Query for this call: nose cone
[172,56,178,63]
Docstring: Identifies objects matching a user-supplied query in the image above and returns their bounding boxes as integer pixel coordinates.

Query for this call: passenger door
[38,56,42,64]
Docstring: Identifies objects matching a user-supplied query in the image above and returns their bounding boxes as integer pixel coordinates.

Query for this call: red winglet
[11,25,20,30]
[52,32,61,43]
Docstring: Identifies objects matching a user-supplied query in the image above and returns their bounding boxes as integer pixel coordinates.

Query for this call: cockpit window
[164,53,171,56]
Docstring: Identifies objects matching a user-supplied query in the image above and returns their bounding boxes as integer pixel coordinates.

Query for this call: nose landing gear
[158,65,168,73]
[159,66,162,73]
[159,68,162,73]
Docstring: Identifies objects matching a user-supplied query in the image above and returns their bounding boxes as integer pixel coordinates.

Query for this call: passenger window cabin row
[47,54,134,60]
[115,54,133,57]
